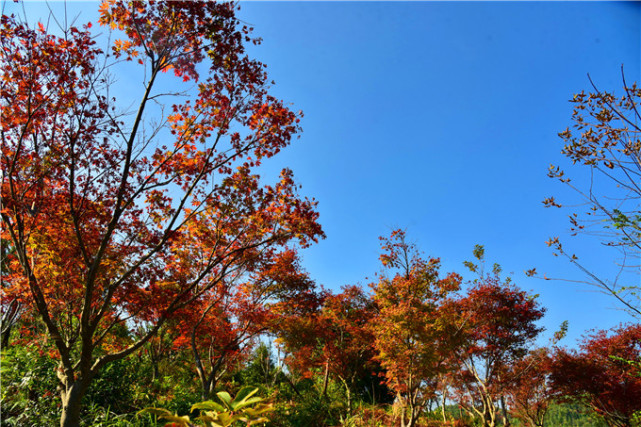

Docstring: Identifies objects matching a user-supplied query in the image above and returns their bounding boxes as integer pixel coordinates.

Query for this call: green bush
[1,345,60,426]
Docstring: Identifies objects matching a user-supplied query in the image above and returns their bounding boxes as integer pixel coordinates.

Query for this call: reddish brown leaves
[1,5,321,422]
[550,324,641,427]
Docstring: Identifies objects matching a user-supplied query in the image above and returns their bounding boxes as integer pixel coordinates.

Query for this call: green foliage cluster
[1,346,60,426]
[3,288,636,427]
[540,403,607,427]
[4,310,637,427]
[140,386,273,426]
[0,345,161,427]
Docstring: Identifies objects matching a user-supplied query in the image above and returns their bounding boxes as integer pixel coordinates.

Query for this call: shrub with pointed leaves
[140,386,273,427]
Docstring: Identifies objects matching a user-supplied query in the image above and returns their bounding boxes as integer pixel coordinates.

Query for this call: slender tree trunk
[394,392,406,427]
[407,394,420,427]
[400,406,407,427]
[152,362,159,382]
[441,390,447,422]
[321,359,329,397]
[500,395,511,426]
[406,408,415,427]
[338,375,352,416]
[1,325,12,348]
[483,402,496,427]
[1,299,21,348]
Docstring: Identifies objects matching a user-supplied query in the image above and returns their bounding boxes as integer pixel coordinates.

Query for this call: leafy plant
[140,387,273,427]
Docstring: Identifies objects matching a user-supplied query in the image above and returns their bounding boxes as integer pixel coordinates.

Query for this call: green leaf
[215,391,233,409]
[242,403,274,417]
[159,414,192,425]
[472,244,485,261]
[213,411,236,426]
[233,386,259,404]
[191,400,226,413]
[195,414,225,427]
[137,408,174,417]
[246,416,271,426]
[232,396,264,411]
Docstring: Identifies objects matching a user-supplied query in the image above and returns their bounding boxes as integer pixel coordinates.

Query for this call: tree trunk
[152,362,159,382]
[400,406,407,427]
[483,403,496,427]
[1,299,21,348]
[407,398,420,427]
[321,359,329,397]
[394,393,406,427]
[406,410,415,427]
[338,375,353,416]
[500,395,511,426]
[201,377,213,400]
[195,365,213,400]
[60,379,90,427]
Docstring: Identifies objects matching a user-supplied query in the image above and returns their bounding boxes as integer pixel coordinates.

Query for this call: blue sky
[234,1,640,347]
[10,1,640,348]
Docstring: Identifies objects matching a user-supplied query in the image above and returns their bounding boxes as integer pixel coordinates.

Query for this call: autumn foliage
[2,2,639,427]
[445,248,546,427]
[371,230,461,427]
[1,2,322,426]
[549,324,641,427]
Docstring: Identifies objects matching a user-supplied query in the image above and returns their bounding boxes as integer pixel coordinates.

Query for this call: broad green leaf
[233,386,259,403]
[159,414,192,425]
[191,400,226,413]
[246,417,271,426]
[239,403,274,417]
[215,391,233,409]
[213,411,235,426]
[231,396,264,411]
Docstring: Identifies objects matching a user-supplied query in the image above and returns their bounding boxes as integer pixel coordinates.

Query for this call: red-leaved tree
[0,3,323,426]
[274,283,382,416]
[505,348,554,427]
[550,324,641,427]
[448,246,545,427]
[169,249,318,399]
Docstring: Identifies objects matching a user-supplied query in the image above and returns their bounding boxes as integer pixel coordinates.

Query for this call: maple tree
[318,285,382,413]
[170,249,317,400]
[272,280,378,413]
[448,246,545,427]
[0,2,323,426]
[276,284,381,416]
[542,70,640,318]
[549,324,641,427]
[370,230,462,427]
[504,348,554,427]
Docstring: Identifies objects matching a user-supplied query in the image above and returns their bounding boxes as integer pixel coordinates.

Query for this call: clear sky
[8,1,640,348]
[234,1,640,348]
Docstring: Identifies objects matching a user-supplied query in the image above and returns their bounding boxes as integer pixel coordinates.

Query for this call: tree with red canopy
[1,2,323,425]
[448,246,545,427]
[550,324,641,427]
